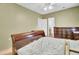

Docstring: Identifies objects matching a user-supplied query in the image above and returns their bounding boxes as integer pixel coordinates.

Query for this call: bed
[54,27,79,55]
[17,37,68,55]
[11,30,45,54]
[11,27,79,55]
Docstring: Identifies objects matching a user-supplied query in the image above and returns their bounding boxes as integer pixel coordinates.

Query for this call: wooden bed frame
[11,27,79,55]
[11,30,45,55]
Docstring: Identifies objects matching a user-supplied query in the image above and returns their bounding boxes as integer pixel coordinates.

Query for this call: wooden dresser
[73,32,79,40]
[54,27,79,40]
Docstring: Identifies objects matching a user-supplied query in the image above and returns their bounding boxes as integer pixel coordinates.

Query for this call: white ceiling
[17,3,79,15]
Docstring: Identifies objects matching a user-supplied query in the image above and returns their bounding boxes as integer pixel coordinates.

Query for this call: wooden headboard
[11,30,45,54]
[54,27,79,40]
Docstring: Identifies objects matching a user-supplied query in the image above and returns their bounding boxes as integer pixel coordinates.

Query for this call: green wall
[0,4,41,51]
[43,6,79,27]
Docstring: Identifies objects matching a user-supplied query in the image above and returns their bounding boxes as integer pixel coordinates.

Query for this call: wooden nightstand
[73,32,79,40]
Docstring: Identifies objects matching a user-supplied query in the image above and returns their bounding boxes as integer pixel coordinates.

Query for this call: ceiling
[17,3,79,15]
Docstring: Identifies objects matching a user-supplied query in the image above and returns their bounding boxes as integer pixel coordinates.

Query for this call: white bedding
[66,40,79,55]
[17,37,66,55]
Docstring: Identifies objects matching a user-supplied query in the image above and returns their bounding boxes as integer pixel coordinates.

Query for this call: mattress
[17,37,66,55]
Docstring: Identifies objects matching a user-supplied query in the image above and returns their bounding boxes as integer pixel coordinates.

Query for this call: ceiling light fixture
[48,5,54,10]
[43,7,48,11]
[43,3,54,11]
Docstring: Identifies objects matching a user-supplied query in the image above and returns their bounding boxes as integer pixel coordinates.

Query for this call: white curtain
[48,17,55,37]
[37,18,48,36]
[37,17,55,37]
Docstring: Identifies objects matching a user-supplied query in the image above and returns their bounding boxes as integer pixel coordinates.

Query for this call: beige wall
[0,4,79,51]
[0,4,41,51]
[43,6,79,27]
